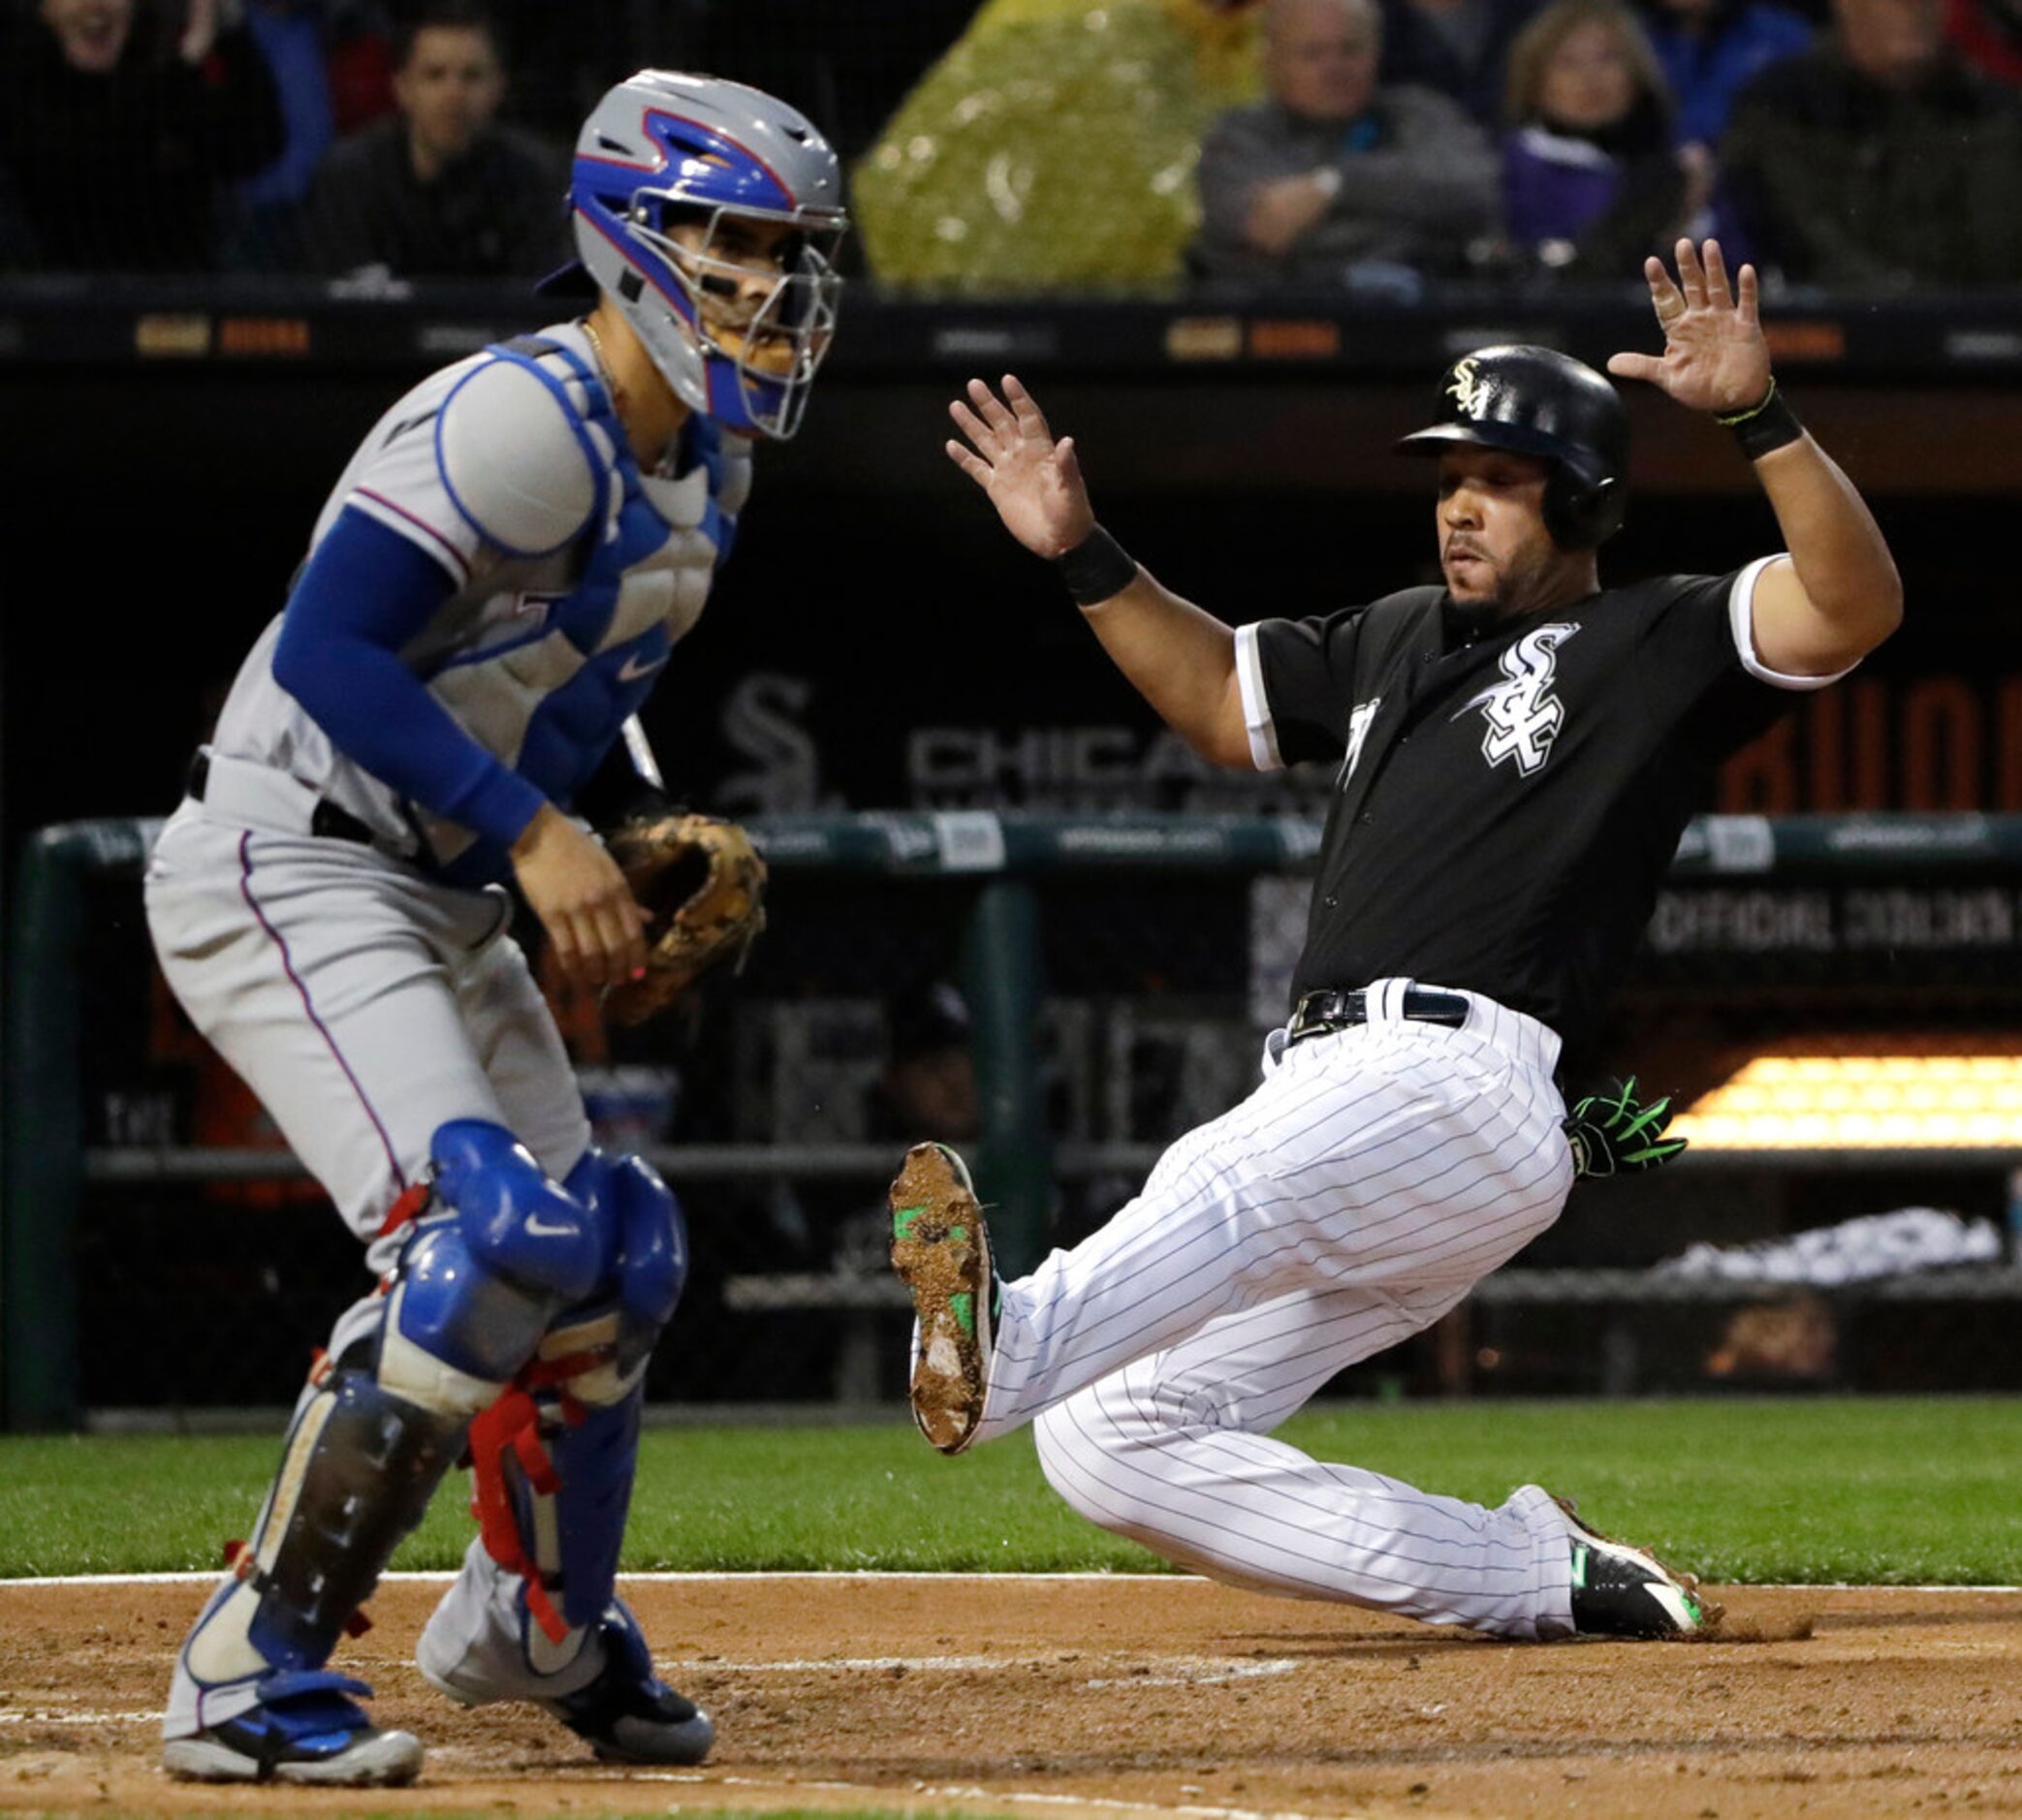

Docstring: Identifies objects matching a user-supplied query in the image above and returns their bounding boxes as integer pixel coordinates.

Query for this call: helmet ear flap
[1544,471,1625,549]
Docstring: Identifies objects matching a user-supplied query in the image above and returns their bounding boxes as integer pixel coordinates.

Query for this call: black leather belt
[188,752,379,847]
[1287,986,1471,1046]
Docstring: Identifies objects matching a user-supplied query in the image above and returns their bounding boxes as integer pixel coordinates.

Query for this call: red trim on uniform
[377,1180,433,1239]
[354,487,473,582]
[238,832,408,1191]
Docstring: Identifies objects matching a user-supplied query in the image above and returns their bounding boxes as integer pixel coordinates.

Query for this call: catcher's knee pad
[377,1120,606,1418]
[447,1149,684,1653]
[172,1355,464,1736]
[565,1146,687,1379]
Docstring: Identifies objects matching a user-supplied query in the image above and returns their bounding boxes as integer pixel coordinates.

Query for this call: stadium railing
[7,810,2022,1428]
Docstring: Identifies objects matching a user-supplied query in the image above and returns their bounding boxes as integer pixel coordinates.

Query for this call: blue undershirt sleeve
[271,504,547,848]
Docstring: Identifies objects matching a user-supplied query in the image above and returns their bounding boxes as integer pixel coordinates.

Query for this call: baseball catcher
[146,67,845,1786]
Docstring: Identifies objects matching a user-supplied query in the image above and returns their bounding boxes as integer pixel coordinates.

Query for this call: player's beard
[1443,536,1568,623]
[1442,595,1502,647]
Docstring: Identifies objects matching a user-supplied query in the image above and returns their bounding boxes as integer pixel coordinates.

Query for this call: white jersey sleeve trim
[1727,553,1859,691]
[1235,623,1285,772]
[350,487,474,585]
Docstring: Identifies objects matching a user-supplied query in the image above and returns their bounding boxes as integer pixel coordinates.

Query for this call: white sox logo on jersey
[1458,624,1579,775]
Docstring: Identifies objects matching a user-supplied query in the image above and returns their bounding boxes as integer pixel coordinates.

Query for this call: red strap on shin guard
[377,1180,432,1239]
[466,1381,585,1646]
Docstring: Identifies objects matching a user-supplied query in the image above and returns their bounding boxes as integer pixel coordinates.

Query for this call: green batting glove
[1564,1076,1689,1179]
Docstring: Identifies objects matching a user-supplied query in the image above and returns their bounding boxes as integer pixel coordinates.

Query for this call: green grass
[4,1396,2021,1585]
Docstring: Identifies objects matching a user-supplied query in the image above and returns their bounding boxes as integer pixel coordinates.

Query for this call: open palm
[1607,238,1772,417]
[945,376,1095,559]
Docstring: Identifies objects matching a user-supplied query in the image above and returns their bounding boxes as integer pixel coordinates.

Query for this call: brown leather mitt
[601,812,768,1025]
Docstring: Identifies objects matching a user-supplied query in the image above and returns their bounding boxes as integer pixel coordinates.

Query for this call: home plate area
[4,1574,2021,1817]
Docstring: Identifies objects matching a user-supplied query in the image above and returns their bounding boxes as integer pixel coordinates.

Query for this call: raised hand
[1606,238,1772,418]
[946,375,1096,558]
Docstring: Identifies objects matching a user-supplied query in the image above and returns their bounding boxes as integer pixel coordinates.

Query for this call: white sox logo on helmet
[1445,357,1491,419]
[1458,624,1579,775]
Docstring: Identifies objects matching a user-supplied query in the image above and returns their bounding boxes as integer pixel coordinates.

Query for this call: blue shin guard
[168,1122,601,1776]
[416,1147,705,1760]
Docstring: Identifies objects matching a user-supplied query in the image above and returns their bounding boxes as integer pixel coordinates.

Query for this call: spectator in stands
[854,0,1269,293]
[1500,0,1708,277]
[302,0,564,279]
[1376,0,1546,123]
[1720,0,2022,287]
[0,0,284,271]
[1192,0,1500,291]
[1641,0,1815,148]
[1945,0,2022,82]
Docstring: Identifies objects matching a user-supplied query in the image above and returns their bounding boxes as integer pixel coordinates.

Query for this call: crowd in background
[2,0,2019,291]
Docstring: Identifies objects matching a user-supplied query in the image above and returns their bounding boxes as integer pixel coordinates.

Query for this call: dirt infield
[5,1576,2022,1818]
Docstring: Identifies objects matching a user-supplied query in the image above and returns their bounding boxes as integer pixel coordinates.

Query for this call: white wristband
[1312,165,1343,200]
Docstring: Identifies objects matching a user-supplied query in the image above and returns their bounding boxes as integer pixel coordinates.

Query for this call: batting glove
[1564,1077,1688,1179]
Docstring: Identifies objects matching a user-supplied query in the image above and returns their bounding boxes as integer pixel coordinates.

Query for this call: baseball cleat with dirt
[889,1142,994,1455]
[162,1673,423,1785]
[539,1602,714,1765]
[1559,1496,1722,1638]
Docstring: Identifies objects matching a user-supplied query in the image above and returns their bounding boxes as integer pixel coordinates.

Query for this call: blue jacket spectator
[1644,0,1815,146]
[228,0,338,267]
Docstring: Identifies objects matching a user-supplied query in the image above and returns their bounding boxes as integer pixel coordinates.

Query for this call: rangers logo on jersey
[1459,624,1579,775]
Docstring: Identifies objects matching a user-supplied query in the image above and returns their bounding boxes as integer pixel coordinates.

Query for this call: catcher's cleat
[162,1672,423,1786]
[541,1603,714,1765]
[889,1142,994,1456]
[1559,1496,1721,1639]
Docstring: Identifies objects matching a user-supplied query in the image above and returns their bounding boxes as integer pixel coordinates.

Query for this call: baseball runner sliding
[144,72,844,1786]
[897,239,1901,1641]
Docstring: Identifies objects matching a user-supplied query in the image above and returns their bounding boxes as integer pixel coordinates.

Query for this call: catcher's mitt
[1564,1077,1688,1179]
[600,812,767,1025]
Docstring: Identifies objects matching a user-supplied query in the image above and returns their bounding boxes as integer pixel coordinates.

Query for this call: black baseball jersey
[1239,557,1839,1056]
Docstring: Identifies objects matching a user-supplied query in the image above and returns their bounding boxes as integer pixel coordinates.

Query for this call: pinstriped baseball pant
[983,980,1581,1640]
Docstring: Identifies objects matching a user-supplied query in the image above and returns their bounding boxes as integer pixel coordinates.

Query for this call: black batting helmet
[1396,345,1628,549]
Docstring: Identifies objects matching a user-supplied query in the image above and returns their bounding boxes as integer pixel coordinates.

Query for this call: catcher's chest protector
[415,336,746,880]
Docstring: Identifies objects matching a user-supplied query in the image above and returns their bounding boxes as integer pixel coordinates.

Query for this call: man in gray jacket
[1194,0,1499,287]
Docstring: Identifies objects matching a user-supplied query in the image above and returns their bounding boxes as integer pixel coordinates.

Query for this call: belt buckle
[1290,988,1360,1046]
